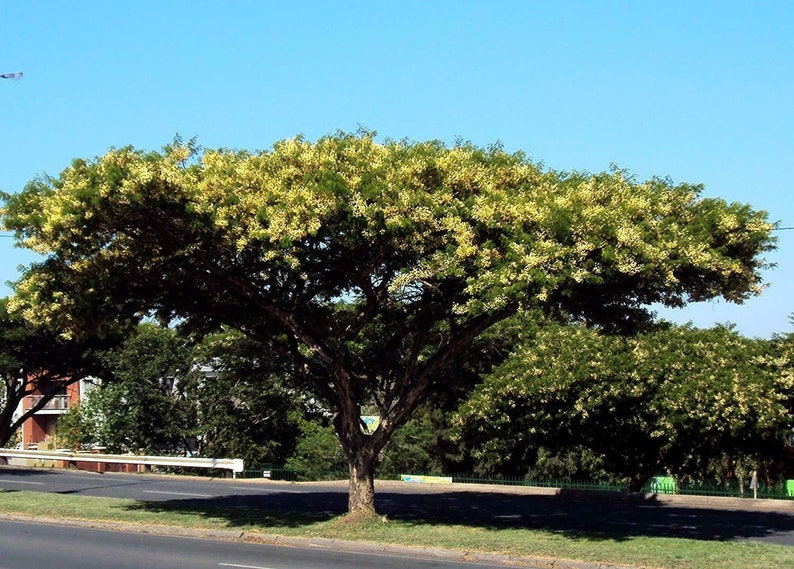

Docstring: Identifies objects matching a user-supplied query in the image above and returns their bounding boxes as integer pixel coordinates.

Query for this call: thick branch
[375,305,516,446]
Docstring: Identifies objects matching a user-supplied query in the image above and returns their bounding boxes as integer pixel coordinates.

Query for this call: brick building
[17,377,95,449]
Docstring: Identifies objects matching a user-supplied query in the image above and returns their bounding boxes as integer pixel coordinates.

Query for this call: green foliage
[4,425,20,448]
[378,408,447,477]
[525,446,614,483]
[1,132,776,512]
[191,329,308,465]
[75,323,315,463]
[0,296,107,447]
[640,325,788,484]
[454,322,792,490]
[286,407,454,480]
[89,323,198,454]
[285,419,348,480]
[54,402,94,451]
[768,330,794,417]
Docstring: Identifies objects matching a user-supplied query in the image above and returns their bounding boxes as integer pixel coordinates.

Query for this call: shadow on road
[0,466,181,495]
[124,487,794,544]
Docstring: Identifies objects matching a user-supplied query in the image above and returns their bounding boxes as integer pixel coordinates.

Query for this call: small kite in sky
[0,72,23,80]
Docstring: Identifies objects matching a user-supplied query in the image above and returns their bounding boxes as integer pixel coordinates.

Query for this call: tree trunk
[630,464,662,493]
[0,394,21,448]
[0,424,11,449]
[348,447,377,515]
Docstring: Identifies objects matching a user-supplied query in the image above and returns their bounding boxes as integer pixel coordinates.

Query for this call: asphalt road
[0,518,510,569]
[2,466,794,547]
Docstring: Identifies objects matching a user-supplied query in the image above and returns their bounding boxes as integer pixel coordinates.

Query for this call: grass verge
[1,489,793,569]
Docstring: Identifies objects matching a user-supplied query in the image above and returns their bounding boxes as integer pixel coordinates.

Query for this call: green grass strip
[1,489,792,569]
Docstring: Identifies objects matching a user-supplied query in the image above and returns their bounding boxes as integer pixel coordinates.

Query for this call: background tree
[0,296,105,448]
[642,325,788,486]
[762,325,794,479]
[285,418,349,480]
[454,322,791,490]
[192,329,310,465]
[377,406,448,478]
[87,323,198,455]
[55,401,97,451]
[1,133,774,514]
[66,325,312,463]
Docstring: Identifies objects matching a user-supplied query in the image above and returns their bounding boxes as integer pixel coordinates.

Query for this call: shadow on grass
[123,487,794,544]
[124,491,346,529]
[3,464,791,543]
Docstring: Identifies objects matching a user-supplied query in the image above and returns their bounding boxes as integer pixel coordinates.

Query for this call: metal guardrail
[0,449,244,474]
[236,464,304,480]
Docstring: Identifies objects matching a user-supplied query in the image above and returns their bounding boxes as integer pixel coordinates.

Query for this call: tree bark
[629,464,662,493]
[0,424,11,449]
[348,448,377,515]
[0,383,22,448]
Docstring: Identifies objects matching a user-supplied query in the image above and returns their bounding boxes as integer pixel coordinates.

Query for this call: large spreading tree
[0,132,775,514]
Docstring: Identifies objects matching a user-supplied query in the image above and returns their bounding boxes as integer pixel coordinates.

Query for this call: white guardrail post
[0,449,244,475]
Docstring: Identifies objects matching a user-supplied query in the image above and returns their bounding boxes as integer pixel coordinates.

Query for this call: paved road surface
[2,466,793,546]
[0,518,512,569]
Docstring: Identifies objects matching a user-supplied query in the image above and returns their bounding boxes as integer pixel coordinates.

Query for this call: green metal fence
[451,473,627,493]
[643,477,794,500]
[236,464,302,481]
[236,465,794,500]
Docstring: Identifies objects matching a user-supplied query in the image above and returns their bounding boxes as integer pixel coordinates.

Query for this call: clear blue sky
[1,1,792,338]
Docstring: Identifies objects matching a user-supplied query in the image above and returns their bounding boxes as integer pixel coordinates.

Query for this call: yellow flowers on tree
[454,322,791,491]
[0,132,775,514]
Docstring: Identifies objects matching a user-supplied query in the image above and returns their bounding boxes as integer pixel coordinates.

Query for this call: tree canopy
[0,132,775,513]
[454,322,792,490]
